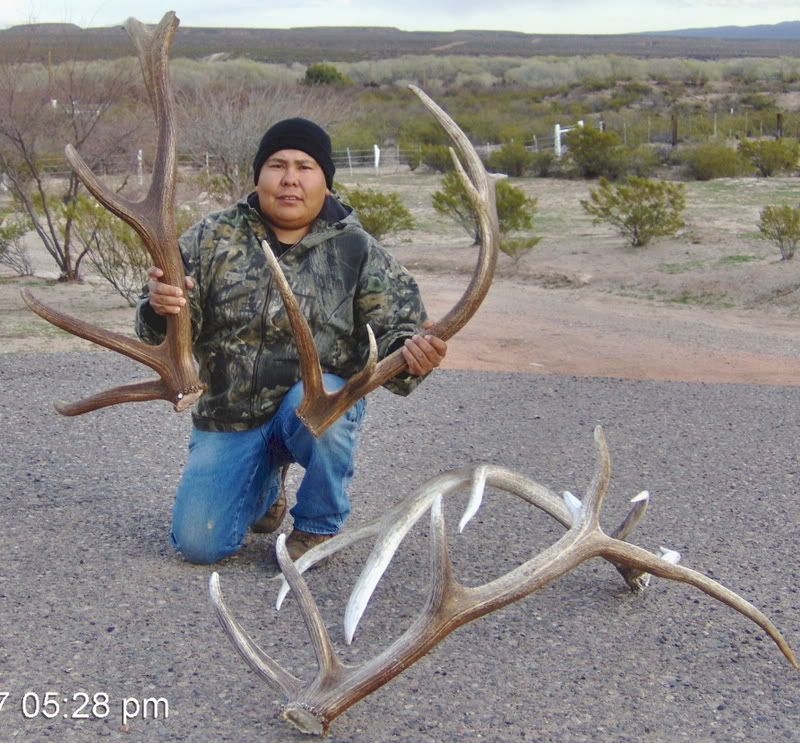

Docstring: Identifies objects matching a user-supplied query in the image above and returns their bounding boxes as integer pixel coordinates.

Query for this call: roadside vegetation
[2,47,800,294]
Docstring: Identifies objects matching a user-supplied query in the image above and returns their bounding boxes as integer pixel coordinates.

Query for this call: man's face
[256,149,329,240]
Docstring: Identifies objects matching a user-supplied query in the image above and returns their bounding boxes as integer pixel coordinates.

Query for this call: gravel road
[1,353,798,742]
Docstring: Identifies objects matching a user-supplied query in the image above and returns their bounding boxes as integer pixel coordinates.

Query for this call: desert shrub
[192,172,231,204]
[607,82,653,110]
[739,92,776,111]
[432,173,541,262]
[616,145,659,177]
[682,142,743,181]
[486,141,534,177]
[529,150,556,177]
[581,176,686,247]
[70,195,200,305]
[0,208,33,276]
[758,204,800,260]
[565,125,625,179]
[419,144,455,173]
[738,138,799,177]
[338,186,414,240]
[303,63,351,86]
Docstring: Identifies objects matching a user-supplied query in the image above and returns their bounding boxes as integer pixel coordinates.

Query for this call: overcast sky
[2,0,798,35]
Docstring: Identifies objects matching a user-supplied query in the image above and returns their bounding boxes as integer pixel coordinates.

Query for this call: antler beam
[262,85,501,437]
[21,12,204,415]
[210,426,797,735]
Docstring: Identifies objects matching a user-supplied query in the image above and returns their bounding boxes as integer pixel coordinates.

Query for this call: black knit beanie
[252,118,335,188]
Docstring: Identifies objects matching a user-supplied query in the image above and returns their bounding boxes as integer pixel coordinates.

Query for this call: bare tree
[177,81,350,202]
[0,53,144,280]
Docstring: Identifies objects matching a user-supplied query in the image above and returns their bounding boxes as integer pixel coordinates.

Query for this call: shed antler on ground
[21,12,204,415]
[210,425,797,735]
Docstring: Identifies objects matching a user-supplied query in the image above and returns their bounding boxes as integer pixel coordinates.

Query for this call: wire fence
[4,109,800,185]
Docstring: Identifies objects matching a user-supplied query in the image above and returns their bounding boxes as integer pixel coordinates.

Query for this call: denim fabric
[170,374,365,564]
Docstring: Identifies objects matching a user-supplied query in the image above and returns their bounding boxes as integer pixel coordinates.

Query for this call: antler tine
[343,467,475,644]
[599,539,798,668]
[408,85,486,194]
[274,535,344,680]
[343,464,570,645]
[582,425,612,525]
[208,572,302,697]
[23,12,204,415]
[425,495,459,613]
[274,519,384,611]
[260,240,324,402]
[611,491,650,542]
[263,87,498,438]
[610,491,652,592]
[65,13,179,271]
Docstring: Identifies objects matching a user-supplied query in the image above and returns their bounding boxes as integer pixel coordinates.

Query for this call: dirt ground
[3,175,800,385]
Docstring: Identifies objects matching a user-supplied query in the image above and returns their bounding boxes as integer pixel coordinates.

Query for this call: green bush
[303,62,351,86]
[0,207,33,276]
[758,204,800,260]
[682,142,743,180]
[432,173,541,262]
[419,144,455,173]
[565,125,625,179]
[70,195,200,305]
[739,92,776,110]
[338,186,414,240]
[616,144,659,177]
[486,141,534,177]
[581,176,686,247]
[529,150,556,177]
[738,138,799,177]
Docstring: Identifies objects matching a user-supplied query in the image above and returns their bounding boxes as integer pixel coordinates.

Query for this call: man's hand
[146,266,195,316]
[402,320,447,376]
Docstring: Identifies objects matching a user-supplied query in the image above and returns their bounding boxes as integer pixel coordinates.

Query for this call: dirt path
[5,269,799,386]
[417,273,800,385]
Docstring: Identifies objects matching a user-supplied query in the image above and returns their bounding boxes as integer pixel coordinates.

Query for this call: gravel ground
[1,353,798,742]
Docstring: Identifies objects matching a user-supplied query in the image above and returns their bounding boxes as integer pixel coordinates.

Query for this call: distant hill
[647,20,800,40]
[2,21,800,65]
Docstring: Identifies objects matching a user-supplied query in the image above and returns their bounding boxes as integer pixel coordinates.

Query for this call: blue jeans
[170,374,366,564]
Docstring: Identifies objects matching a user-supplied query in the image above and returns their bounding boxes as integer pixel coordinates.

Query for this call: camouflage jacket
[135,193,427,432]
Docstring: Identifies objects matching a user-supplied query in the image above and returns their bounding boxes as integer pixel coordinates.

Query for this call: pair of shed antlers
[22,11,797,737]
[22,11,498,438]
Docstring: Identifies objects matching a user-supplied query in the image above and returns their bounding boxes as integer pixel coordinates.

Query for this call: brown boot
[251,465,289,534]
[284,528,334,565]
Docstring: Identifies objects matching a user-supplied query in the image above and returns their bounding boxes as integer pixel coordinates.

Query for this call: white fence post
[373,144,381,174]
[554,120,584,157]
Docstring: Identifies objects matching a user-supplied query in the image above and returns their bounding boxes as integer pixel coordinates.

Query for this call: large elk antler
[210,426,797,735]
[262,85,501,436]
[21,12,204,415]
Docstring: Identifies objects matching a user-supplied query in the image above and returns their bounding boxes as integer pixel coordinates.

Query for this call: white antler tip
[344,619,356,646]
[459,465,488,533]
[658,546,682,565]
[562,491,583,523]
[631,490,650,503]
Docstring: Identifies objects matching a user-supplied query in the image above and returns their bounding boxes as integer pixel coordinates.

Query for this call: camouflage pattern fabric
[136,193,427,432]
